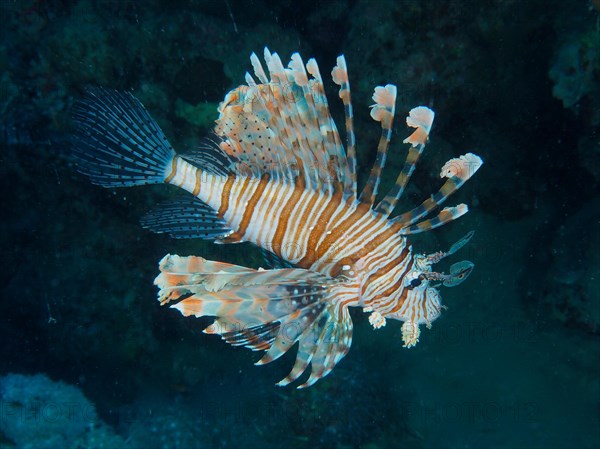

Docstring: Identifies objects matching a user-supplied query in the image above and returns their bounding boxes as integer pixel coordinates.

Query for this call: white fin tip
[440,153,483,180]
[403,106,435,147]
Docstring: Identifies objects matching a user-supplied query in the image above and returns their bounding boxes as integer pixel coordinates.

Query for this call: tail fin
[72,87,176,187]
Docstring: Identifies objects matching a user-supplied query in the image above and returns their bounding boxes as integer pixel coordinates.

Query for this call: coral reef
[123,400,208,449]
[1,0,306,148]
[549,3,600,182]
[549,34,599,111]
[174,99,219,129]
[0,373,125,449]
[539,199,600,334]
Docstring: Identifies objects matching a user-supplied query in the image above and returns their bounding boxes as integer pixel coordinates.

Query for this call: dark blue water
[1,1,598,448]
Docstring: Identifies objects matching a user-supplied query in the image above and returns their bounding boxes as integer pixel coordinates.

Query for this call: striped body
[165,154,442,325]
[72,48,482,387]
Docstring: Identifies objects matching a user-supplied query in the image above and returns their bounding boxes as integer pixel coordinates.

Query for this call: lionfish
[73,49,482,388]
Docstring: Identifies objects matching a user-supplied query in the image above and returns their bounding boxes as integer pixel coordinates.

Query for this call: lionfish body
[73,49,482,388]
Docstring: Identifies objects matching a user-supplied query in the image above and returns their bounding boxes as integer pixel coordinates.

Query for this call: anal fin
[141,195,232,241]
[259,247,297,269]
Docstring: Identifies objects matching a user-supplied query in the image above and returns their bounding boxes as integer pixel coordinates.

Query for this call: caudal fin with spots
[72,87,176,187]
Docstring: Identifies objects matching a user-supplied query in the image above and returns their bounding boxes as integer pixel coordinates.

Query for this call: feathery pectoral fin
[285,304,353,388]
[154,254,354,387]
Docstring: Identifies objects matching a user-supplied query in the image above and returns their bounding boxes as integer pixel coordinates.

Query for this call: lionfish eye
[410,278,422,288]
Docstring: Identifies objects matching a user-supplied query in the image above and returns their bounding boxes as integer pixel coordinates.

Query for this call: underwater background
[1,0,599,448]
